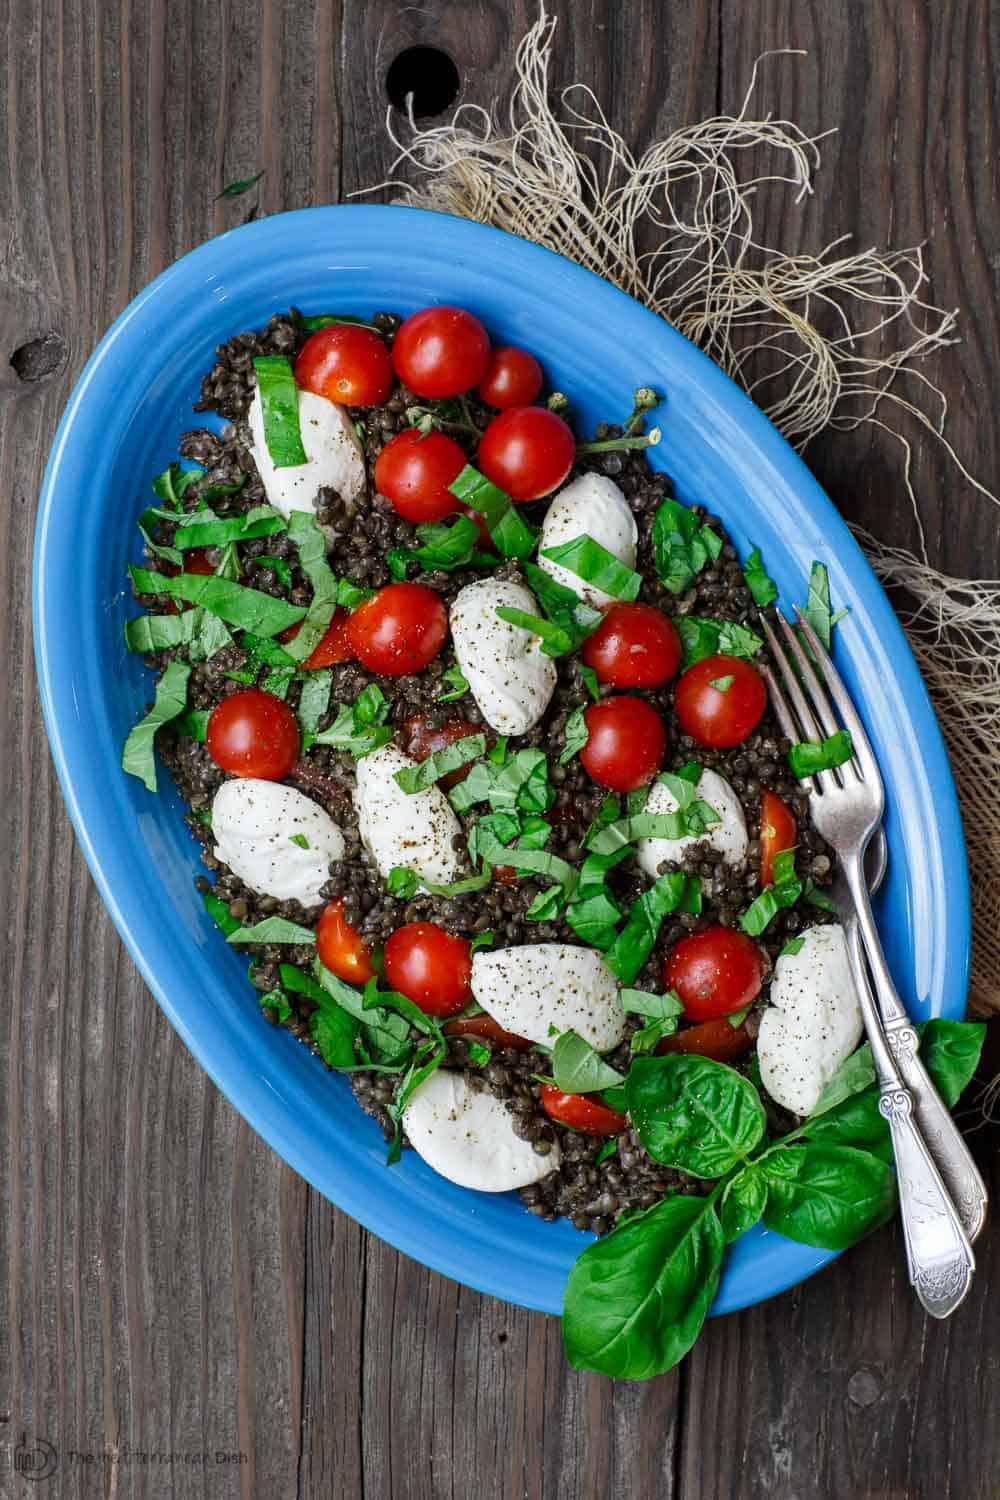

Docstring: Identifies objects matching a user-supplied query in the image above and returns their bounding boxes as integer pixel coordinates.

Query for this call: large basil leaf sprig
[627,1054,767,1178]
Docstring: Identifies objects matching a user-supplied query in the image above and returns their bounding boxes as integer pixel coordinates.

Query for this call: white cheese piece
[449,577,557,735]
[537,472,639,606]
[757,924,864,1116]
[211,779,345,907]
[353,744,464,885]
[248,385,365,520]
[403,1069,560,1191]
[636,768,749,877]
[471,944,625,1052]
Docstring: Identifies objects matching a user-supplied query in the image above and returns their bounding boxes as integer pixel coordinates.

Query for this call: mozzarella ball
[637,768,749,877]
[472,944,625,1052]
[538,473,638,606]
[211,779,345,907]
[757,924,864,1116]
[403,1069,560,1191]
[248,385,365,520]
[450,577,557,735]
[353,744,465,885]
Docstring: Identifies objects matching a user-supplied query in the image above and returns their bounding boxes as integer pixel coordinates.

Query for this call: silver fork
[759,608,983,1319]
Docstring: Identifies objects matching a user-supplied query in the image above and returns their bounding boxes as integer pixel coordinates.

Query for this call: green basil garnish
[174,504,286,551]
[203,888,240,936]
[448,746,553,816]
[540,535,642,602]
[675,616,764,667]
[743,545,778,607]
[605,872,698,984]
[550,1031,624,1094]
[627,1053,767,1178]
[393,735,487,793]
[585,803,719,857]
[281,511,340,662]
[216,169,265,199]
[448,464,538,560]
[174,708,210,742]
[650,499,722,594]
[788,729,853,778]
[253,355,307,467]
[558,706,589,765]
[153,462,204,506]
[297,312,383,334]
[121,660,191,792]
[297,669,333,739]
[438,664,470,703]
[129,565,305,637]
[312,684,393,758]
[387,515,498,579]
[739,848,802,936]
[255,554,294,589]
[227,917,317,947]
[802,561,848,648]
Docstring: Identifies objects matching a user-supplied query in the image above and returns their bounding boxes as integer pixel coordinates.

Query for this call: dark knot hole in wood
[386,46,460,119]
[10,331,67,382]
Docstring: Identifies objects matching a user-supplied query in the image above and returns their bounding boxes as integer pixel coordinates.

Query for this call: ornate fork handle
[842,852,975,1319]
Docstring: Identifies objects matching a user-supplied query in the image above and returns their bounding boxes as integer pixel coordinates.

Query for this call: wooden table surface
[2,2,998,1496]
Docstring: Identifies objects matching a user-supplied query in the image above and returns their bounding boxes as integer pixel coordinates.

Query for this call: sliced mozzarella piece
[537,472,639,606]
[248,385,365,520]
[449,577,557,735]
[403,1069,560,1191]
[353,744,464,885]
[636,768,748,877]
[757,924,864,1116]
[212,778,345,907]
[472,944,625,1052]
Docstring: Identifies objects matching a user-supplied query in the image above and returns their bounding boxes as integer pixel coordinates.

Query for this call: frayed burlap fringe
[365,8,999,1016]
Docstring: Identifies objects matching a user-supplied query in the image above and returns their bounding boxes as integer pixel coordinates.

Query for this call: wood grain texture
[0,2,996,1498]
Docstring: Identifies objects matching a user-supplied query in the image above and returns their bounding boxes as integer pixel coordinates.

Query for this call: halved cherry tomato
[316,899,375,985]
[443,1013,532,1051]
[539,1085,627,1137]
[206,689,300,779]
[673,654,767,748]
[760,789,797,886]
[664,925,765,1022]
[478,346,544,409]
[275,610,354,667]
[478,406,576,502]
[183,547,217,576]
[459,503,496,550]
[582,602,682,689]
[346,583,448,676]
[383,922,473,1017]
[392,306,491,399]
[399,713,483,789]
[656,1016,755,1063]
[374,428,466,523]
[579,695,667,792]
[294,324,394,406]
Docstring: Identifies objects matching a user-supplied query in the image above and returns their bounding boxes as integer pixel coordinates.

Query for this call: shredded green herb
[121,660,191,793]
[253,355,307,467]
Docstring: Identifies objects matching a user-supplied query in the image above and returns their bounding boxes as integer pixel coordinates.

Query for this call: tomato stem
[576,427,662,455]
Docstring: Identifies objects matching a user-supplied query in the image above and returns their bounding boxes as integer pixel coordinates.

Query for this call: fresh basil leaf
[601,1084,629,1113]
[919,1017,987,1108]
[281,511,340,662]
[175,504,286,551]
[438,664,470,703]
[213,541,241,581]
[650,500,722,595]
[418,872,492,898]
[466,1040,491,1067]
[296,669,333,738]
[227,917,317,946]
[263,668,295,699]
[312,685,393,758]
[584,795,621,845]
[448,464,538,560]
[621,989,684,1020]
[788,730,854,779]
[675,616,763,667]
[562,1193,725,1379]
[522,561,603,648]
[385,1039,447,1164]
[605,872,696,984]
[288,834,310,850]
[627,1054,767,1177]
[297,311,383,334]
[364,978,443,1040]
[153,462,205,506]
[138,521,183,566]
[760,1143,896,1249]
[709,674,734,692]
[540,536,642,602]
[252,554,293,589]
[586,805,718,857]
[260,987,293,1024]
[719,1165,768,1242]
[393,735,487,793]
[801,561,849,649]
[594,1137,619,1165]
[240,632,296,669]
[779,934,805,957]
[203,888,240,936]
[809,1045,877,1117]
[739,849,802,936]
[121,660,191,792]
[124,610,197,652]
[387,867,420,899]
[797,1086,892,1162]
[559,705,589,765]
[129,565,305,637]
[174,708,210,742]
[216,169,265,199]
[190,612,235,662]
[253,355,307,467]
[551,1031,624,1094]
[389,514,498,577]
[630,1016,680,1054]
[743,545,779,607]
[308,961,412,1066]
[311,1004,359,1070]
[564,890,623,949]
[449,747,553,816]
[494,606,577,657]
[580,664,600,701]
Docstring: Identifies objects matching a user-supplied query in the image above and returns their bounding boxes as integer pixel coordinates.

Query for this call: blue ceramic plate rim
[33,204,969,1318]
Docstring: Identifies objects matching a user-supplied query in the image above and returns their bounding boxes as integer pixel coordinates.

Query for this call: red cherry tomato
[206,689,300,779]
[582,602,682,689]
[664,926,765,1022]
[346,583,448,676]
[459,503,496,551]
[539,1085,627,1137]
[302,608,354,668]
[443,1013,532,1051]
[383,923,473,1017]
[674,654,767,749]
[478,346,544,409]
[316,899,375,985]
[374,428,465,523]
[183,547,216,576]
[760,790,797,886]
[579,695,667,792]
[294,324,394,406]
[392,306,491,399]
[478,406,575,502]
[399,713,483,790]
[656,1016,755,1063]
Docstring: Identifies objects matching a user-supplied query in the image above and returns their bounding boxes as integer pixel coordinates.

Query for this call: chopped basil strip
[253,355,307,467]
[586,804,719,857]
[466,1040,491,1067]
[726,1006,751,1029]
[558,706,589,767]
[255,554,294,589]
[594,1137,619,1164]
[174,708,210,742]
[621,989,684,1019]
[214,541,241,581]
[564,847,631,950]
[306,961,412,1066]
[203,889,240,936]
[216,169,265,199]
[174,504,286,551]
[739,849,802,936]
[469,931,495,955]
[129,565,305,637]
[297,669,333,737]
[605,873,698,984]
[227,917,317,946]
[387,867,419,899]
[153,462,204,506]
[438,664,470,702]
[709,675,734,692]
[393,735,487,793]
[551,1031,625,1094]
[448,746,553,816]
[336,577,376,610]
[803,879,838,914]
[125,610,197,653]
[263,668,295,699]
[540,536,642,602]
[138,523,182,566]
[289,833,310,850]
[384,1039,447,1165]
[241,632,297,669]
[675,616,764,667]
[779,934,806,957]
[297,312,383,334]
[580,664,600,701]
[788,729,853,778]
[312,684,393,758]
[282,511,341,662]
[743,545,779,607]
[388,514,498,579]
[650,500,723,594]
[630,1016,681,1054]
[467,810,550,866]
[121,660,191,793]
[448,464,538,560]
[494,606,579,658]
[364,978,443,1040]
[803,561,848,649]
